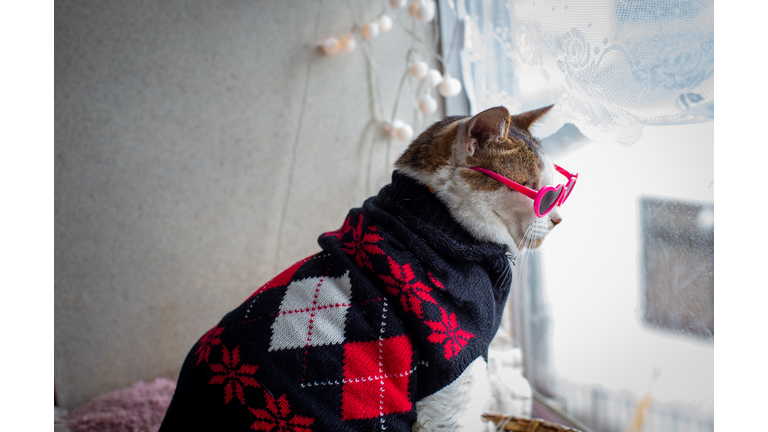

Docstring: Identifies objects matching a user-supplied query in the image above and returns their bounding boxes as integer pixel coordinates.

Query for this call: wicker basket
[484,414,583,432]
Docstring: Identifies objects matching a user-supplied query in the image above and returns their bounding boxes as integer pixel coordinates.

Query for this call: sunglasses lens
[561,180,575,204]
[538,189,560,215]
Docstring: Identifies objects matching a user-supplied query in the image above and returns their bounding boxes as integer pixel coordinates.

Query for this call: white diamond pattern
[268,270,352,351]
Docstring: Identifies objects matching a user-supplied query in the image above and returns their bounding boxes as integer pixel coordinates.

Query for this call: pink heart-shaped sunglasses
[470,165,578,218]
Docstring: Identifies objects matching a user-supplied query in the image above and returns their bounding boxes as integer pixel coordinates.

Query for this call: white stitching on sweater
[298,361,429,388]
[378,300,388,429]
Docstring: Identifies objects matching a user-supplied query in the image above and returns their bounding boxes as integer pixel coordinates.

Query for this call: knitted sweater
[159,171,512,432]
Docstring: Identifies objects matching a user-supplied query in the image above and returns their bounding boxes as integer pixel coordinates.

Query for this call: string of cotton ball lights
[408,0,436,23]
[320,14,393,55]
[318,0,462,144]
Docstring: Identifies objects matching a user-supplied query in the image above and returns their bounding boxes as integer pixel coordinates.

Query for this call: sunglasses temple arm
[554,164,572,178]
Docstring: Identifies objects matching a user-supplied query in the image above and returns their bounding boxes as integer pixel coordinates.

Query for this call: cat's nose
[550,213,562,227]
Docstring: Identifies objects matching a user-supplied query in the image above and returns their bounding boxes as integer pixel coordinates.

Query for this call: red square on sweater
[341,335,413,420]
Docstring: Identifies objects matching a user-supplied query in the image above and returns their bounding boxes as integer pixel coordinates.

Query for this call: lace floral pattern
[457,0,714,144]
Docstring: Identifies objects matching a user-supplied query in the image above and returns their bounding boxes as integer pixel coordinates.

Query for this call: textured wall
[55,0,441,409]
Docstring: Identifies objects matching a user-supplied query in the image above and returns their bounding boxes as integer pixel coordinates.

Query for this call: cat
[159,105,564,432]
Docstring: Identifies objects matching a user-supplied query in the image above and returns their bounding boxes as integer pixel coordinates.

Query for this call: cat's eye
[469,165,578,218]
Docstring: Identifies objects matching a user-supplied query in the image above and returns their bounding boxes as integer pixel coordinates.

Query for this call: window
[523,123,714,432]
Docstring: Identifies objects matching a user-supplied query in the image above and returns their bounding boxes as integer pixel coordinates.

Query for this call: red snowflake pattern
[208,345,260,404]
[341,216,385,270]
[428,272,444,289]
[379,257,437,318]
[249,390,315,432]
[425,308,475,359]
[195,324,224,365]
[324,215,351,240]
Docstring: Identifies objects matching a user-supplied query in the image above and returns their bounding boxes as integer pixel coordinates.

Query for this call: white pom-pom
[408,1,422,18]
[424,69,443,87]
[339,34,356,53]
[438,74,462,97]
[390,0,407,9]
[409,61,429,79]
[378,15,393,33]
[418,94,438,114]
[390,120,403,137]
[361,21,380,39]
[416,0,436,22]
[393,121,414,141]
[320,37,340,56]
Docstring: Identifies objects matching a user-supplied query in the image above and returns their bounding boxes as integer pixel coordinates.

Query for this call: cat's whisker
[518,224,537,263]
[496,257,513,291]
[523,224,536,250]
[513,223,535,259]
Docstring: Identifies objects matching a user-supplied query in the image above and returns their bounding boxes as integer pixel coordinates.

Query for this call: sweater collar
[368,171,508,264]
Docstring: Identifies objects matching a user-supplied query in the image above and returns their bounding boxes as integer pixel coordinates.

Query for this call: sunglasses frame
[469,164,578,218]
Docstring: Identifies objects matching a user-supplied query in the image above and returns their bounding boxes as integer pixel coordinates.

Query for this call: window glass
[530,122,714,432]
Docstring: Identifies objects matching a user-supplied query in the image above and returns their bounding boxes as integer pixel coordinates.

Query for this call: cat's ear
[463,106,511,155]
[510,104,554,133]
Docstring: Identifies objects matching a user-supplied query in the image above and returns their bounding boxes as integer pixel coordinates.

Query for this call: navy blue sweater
[159,171,512,431]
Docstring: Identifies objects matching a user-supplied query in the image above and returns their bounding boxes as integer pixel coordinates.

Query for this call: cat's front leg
[412,356,496,432]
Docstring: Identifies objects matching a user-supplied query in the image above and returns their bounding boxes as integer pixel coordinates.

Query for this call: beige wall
[55,0,442,409]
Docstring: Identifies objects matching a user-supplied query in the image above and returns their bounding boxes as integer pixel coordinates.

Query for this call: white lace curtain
[455,0,714,144]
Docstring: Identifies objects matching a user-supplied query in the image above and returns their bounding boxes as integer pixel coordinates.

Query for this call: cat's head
[395,105,562,254]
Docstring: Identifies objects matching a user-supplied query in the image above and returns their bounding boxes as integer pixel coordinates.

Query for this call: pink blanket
[66,378,177,432]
